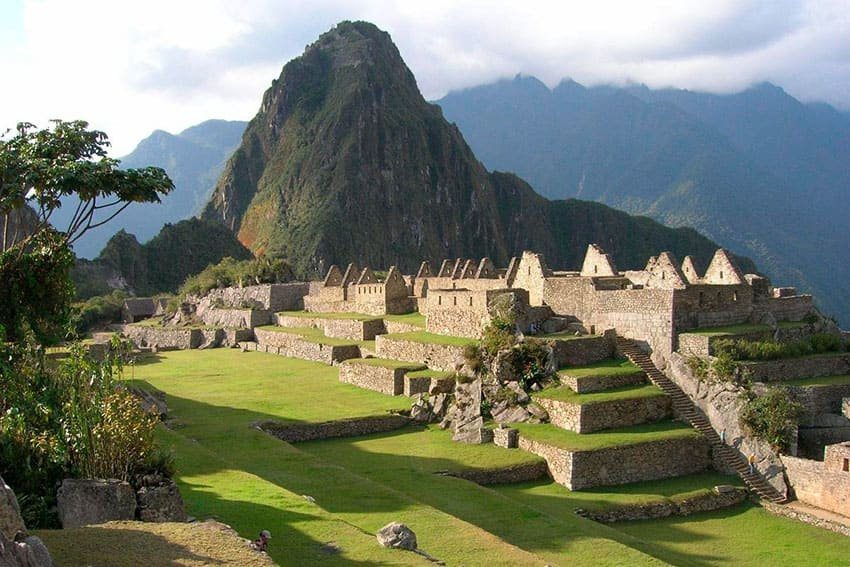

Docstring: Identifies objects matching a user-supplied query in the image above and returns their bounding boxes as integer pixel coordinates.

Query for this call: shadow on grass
[134,377,738,565]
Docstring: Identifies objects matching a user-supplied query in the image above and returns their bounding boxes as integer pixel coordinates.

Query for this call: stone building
[783,442,850,518]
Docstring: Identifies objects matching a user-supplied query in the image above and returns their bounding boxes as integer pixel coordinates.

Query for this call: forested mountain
[202,21,750,279]
[436,76,850,323]
[61,119,247,258]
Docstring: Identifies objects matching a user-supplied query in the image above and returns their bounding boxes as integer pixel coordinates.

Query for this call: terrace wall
[375,336,466,372]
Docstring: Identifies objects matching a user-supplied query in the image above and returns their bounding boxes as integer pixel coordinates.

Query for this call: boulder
[136,481,187,523]
[410,396,432,423]
[376,522,417,551]
[525,402,549,421]
[0,532,54,567]
[57,479,137,528]
[0,476,26,541]
[490,402,533,424]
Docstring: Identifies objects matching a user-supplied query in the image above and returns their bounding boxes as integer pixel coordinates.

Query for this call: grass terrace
[535,383,666,405]
[513,420,702,452]
[784,374,850,387]
[105,348,850,565]
[537,331,599,340]
[381,330,477,347]
[344,357,426,371]
[407,369,455,380]
[277,310,381,322]
[558,358,642,378]
[684,321,806,337]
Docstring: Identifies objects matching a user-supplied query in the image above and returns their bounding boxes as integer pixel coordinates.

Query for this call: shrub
[71,290,128,335]
[686,356,709,379]
[481,314,516,357]
[714,333,843,361]
[463,343,484,374]
[739,387,804,452]
[710,354,739,381]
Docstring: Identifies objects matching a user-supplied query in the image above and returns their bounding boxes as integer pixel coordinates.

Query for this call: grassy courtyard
[97,349,850,566]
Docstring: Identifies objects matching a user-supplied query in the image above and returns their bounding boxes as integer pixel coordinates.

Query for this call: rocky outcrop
[0,533,54,567]
[57,479,137,529]
[0,477,25,541]
[664,352,787,493]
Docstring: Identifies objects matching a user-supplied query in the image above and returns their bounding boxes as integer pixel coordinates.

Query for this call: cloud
[2,0,848,155]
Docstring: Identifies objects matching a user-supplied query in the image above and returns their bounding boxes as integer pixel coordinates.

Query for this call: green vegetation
[382,312,427,327]
[406,369,455,380]
[1,339,165,527]
[558,358,641,378]
[344,357,426,371]
[740,387,804,452]
[513,421,701,452]
[714,333,844,361]
[255,325,376,348]
[535,383,665,405]
[71,290,129,334]
[383,330,477,347]
[178,256,293,299]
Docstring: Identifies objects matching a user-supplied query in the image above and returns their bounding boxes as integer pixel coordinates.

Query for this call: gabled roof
[703,249,745,285]
[124,298,156,317]
[580,244,618,277]
[323,265,343,287]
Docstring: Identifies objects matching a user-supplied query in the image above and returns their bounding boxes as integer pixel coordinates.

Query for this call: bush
[714,333,844,361]
[71,290,128,335]
[463,343,484,374]
[0,336,170,527]
[686,356,709,379]
[739,387,804,452]
[481,314,516,357]
[710,353,739,381]
[179,256,294,299]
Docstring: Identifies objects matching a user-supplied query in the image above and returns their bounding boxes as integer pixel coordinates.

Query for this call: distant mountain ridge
[436,76,850,323]
[60,119,247,258]
[201,21,751,279]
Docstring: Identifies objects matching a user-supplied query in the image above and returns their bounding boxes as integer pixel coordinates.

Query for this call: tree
[0,120,173,342]
[0,120,174,253]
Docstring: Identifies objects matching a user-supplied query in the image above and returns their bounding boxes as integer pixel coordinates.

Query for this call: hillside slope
[203,21,752,278]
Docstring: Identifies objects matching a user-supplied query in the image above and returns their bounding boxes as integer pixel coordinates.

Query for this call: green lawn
[513,421,702,452]
[784,374,850,387]
[383,312,427,327]
[276,310,381,322]
[683,324,771,336]
[558,358,641,378]
[255,325,368,347]
[534,383,665,405]
[406,369,455,380]
[121,349,850,566]
[344,357,427,371]
[382,330,476,347]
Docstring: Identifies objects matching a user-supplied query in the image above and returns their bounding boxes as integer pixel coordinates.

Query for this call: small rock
[505,382,530,404]
[714,485,737,494]
[0,475,26,541]
[376,522,417,550]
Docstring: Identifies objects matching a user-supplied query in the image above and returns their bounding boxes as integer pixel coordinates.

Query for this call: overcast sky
[2,0,849,155]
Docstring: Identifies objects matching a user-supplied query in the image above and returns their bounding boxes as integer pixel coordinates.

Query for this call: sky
[2,0,849,156]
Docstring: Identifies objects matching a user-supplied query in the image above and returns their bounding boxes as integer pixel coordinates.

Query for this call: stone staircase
[615,335,788,504]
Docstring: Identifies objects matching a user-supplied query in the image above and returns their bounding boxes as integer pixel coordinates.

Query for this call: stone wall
[125,325,203,350]
[663,352,788,493]
[547,334,614,367]
[425,289,491,338]
[254,328,361,365]
[200,307,270,329]
[205,283,309,311]
[258,415,410,443]
[569,436,710,490]
[755,296,815,322]
[740,354,850,383]
[579,487,747,522]
[375,336,466,372]
[782,454,850,518]
[535,395,671,433]
[324,318,386,341]
[518,434,709,489]
[339,362,424,396]
[559,369,646,394]
[674,284,753,330]
[792,383,850,424]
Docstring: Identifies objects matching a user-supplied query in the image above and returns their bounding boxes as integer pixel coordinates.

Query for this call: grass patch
[514,420,701,452]
[344,357,426,371]
[558,358,642,378]
[382,331,476,347]
[276,310,381,322]
[383,312,426,327]
[784,374,850,387]
[35,520,275,567]
[534,383,665,405]
[407,369,455,379]
[684,324,771,336]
